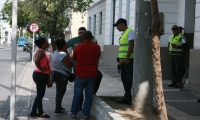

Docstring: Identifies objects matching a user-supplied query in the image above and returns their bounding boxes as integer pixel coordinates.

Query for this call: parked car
[23,40,33,51]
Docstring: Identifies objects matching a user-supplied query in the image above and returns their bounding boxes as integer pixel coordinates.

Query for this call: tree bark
[150,0,168,119]
[50,34,56,51]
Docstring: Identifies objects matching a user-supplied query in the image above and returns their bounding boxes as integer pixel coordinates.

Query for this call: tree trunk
[132,0,153,113]
[150,0,168,119]
[50,34,56,52]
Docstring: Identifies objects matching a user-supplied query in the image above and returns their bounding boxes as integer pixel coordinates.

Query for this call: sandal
[40,113,50,118]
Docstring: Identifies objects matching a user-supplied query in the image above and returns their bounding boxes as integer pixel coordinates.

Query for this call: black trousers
[31,71,48,115]
[53,71,68,110]
[171,55,184,84]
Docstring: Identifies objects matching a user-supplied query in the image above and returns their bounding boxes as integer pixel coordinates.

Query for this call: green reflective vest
[118,28,134,59]
[169,33,183,55]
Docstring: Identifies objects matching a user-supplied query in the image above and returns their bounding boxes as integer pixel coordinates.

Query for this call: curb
[91,96,125,120]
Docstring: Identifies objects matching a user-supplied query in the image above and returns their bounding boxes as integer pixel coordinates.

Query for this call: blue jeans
[120,59,133,99]
[71,77,95,116]
[31,71,48,115]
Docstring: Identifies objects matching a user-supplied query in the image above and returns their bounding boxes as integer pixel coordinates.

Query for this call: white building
[87,0,200,94]
[64,12,87,40]
[0,22,12,45]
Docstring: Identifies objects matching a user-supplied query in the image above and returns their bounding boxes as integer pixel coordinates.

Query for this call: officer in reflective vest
[113,18,134,105]
[168,25,187,88]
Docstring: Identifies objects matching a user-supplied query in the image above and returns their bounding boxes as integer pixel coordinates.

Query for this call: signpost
[29,22,39,64]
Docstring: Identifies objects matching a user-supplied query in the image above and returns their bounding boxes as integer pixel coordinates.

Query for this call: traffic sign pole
[32,32,35,64]
[29,22,39,64]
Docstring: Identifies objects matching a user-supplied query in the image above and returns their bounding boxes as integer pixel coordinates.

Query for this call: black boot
[168,83,177,87]
[116,97,132,105]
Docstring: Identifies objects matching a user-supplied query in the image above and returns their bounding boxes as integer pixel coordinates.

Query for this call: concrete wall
[103,46,172,80]
[188,0,200,94]
[194,0,200,48]
[102,45,118,68]
[160,47,172,80]
[188,49,200,94]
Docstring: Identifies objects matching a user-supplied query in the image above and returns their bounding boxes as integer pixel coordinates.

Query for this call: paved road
[0,46,30,111]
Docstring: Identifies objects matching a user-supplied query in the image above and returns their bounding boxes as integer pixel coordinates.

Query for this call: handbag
[47,75,53,88]
[64,69,75,82]
[43,52,53,88]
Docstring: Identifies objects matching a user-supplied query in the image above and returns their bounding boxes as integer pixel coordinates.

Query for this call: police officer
[168,25,187,88]
[178,26,184,34]
[113,18,134,105]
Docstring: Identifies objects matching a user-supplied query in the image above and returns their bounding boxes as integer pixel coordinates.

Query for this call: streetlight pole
[0,23,2,47]
[10,0,18,119]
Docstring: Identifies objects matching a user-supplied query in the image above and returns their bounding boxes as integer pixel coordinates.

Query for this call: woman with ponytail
[30,37,51,118]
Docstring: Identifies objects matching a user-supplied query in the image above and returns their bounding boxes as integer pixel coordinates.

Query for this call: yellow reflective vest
[118,28,134,59]
[169,33,183,55]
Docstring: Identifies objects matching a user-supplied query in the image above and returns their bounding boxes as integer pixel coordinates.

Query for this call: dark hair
[84,31,93,40]
[124,23,127,26]
[55,39,66,50]
[78,27,86,31]
[34,37,46,48]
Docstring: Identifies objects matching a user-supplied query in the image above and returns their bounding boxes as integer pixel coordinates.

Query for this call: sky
[0,0,6,5]
[0,0,6,11]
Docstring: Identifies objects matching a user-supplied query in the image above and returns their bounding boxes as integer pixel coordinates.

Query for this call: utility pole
[10,0,18,119]
[133,0,153,113]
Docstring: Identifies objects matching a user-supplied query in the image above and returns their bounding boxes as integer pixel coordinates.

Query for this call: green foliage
[1,0,30,29]
[1,0,93,50]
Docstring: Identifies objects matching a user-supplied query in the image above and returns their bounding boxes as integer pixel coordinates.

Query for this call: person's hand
[121,58,129,64]
[70,57,74,61]
[172,44,178,48]
[117,64,120,73]
[117,64,120,70]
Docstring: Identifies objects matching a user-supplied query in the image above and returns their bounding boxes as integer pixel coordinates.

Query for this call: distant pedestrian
[113,18,134,105]
[168,25,187,88]
[70,31,101,119]
[178,26,184,34]
[51,39,74,115]
[30,37,51,118]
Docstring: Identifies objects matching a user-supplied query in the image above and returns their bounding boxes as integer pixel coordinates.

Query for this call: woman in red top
[30,37,51,118]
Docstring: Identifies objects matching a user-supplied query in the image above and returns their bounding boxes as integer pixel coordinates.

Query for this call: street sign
[29,22,39,64]
[29,22,39,33]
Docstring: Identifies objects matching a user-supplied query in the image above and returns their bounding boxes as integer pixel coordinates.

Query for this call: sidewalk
[4,63,96,120]
[1,61,200,120]
[97,63,200,120]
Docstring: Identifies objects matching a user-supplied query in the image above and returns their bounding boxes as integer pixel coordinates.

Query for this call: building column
[188,0,200,94]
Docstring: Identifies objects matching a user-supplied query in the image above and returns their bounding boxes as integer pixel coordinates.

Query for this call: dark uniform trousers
[171,55,184,84]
